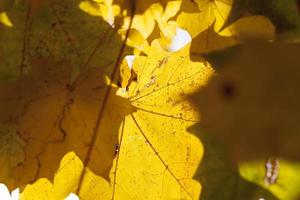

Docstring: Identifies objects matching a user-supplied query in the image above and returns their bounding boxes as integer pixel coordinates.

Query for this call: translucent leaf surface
[0,0,133,191]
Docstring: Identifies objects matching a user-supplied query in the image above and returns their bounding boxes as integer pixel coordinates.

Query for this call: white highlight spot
[0,183,19,200]
[124,55,136,69]
[107,17,115,28]
[10,189,19,200]
[65,193,80,200]
[166,27,191,52]
[106,5,115,28]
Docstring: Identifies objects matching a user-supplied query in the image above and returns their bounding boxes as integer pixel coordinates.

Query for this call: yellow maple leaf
[84,0,182,51]
[123,1,182,51]
[177,1,276,54]
[2,0,290,199]
[0,0,133,191]
[177,0,233,38]
[218,15,275,39]
[2,27,212,199]
[0,0,214,199]
[15,39,213,199]
[190,15,275,54]
[79,0,120,26]
[108,40,213,199]
[20,152,111,200]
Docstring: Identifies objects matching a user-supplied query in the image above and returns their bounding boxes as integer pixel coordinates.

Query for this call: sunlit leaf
[20,152,111,200]
[0,12,13,27]
[190,15,275,54]
[1,0,299,199]
[109,40,213,199]
[239,159,300,199]
[177,0,233,38]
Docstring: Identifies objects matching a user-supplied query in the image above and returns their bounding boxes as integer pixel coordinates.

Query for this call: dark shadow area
[200,44,240,70]
[226,0,300,33]
[0,0,133,190]
[189,25,238,64]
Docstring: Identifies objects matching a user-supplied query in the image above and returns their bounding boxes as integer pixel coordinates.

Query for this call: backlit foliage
[1,0,300,199]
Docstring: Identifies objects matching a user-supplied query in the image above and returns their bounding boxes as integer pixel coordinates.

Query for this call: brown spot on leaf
[221,80,236,99]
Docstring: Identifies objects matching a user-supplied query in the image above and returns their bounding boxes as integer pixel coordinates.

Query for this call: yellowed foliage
[190,15,275,54]
[79,0,120,26]
[80,0,276,55]
[0,0,133,192]
[0,0,214,198]
[20,152,111,200]
[177,0,233,38]
[16,40,213,199]
[109,41,213,199]
[0,12,13,27]
[218,15,275,39]
[1,0,293,199]
[0,128,26,188]
[120,0,182,50]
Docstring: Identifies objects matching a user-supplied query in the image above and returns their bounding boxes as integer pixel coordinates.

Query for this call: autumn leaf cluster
[1,0,300,199]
